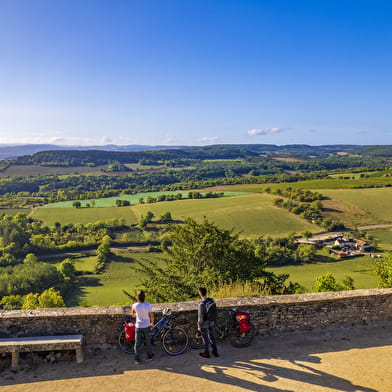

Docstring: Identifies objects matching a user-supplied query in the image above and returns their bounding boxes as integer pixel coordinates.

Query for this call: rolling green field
[321,188,392,224]
[34,206,138,226]
[368,228,392,252]
[39,191,247,208]
[267,253,379,291]
[34,193,319,236]
[69,251,160,306]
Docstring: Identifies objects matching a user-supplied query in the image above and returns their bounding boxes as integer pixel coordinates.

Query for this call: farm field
[368,228,392,252]
[39,191,247,208]
[321,188,392,225]
[33,206,138,225]
[267,253,379,291]
[129,194,319,237]
[33,193,319,236]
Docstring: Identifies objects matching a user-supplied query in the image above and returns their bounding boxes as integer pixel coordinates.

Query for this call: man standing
[131,289,154,364]
[197,286,219,358]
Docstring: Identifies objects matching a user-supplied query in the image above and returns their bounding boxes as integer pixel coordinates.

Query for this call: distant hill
[0,144,186,159]
[1,143,392,161]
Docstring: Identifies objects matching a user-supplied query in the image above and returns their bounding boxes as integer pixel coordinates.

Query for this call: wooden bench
[0,334,83,368]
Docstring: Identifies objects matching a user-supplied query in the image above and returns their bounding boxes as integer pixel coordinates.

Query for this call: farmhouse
[298,233,371,257]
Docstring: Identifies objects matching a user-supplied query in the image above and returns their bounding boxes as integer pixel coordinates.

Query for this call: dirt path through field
[1,322,391,392]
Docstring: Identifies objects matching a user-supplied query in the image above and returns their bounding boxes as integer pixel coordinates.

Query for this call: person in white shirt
[131,290,154,364]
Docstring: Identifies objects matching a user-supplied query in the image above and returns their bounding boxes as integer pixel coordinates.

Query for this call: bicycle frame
[151,316,169,341]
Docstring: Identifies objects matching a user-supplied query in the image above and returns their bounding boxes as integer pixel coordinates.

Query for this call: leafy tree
[0,295,23,310]
[59,258,76,279]
[375,253,392,288]
[22,293,40,309]
[160,211,172,222]
[72,201,81,208]
[314,273,339,292]
[342,276,355,290]
[38,288,65,308]
[23,253,39,264]
[296,244,316,263]
[132,218,292,302]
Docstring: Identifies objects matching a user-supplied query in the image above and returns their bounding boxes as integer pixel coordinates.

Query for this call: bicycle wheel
[118,330,139,354]
[162,326,189,355]
[228,322,254,348]
[188,327,205,349]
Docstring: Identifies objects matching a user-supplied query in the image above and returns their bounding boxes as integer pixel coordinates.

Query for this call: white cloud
[247,127,285,136]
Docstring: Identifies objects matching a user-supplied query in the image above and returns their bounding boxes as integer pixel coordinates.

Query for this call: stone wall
[1,288,392,345]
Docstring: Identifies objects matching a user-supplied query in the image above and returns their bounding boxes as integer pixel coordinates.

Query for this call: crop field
[321,188,392,225]
[267,252,379,291]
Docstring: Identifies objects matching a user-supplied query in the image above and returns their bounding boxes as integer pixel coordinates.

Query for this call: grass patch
[267,251,379,291]
[322,188,392,225]
[40,191,248,208]
[33,206,138,226]
[0,208,29,216]
[132,194,319,237]
[68,251,164,306]
[34,193,317,237]
[368,228,392,252]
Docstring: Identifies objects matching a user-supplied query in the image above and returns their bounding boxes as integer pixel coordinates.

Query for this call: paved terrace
[1,322,391,392]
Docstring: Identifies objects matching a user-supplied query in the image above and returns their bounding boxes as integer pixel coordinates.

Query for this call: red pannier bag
[235,312,251,334]
[125,322,136,342]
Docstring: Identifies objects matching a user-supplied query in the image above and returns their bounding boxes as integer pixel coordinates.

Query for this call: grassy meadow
[321,188,392,225]
[267,251,379,291]
[33,206,138,226]
[53,250,162,307]
[34,193,319,237]
[39,191,247,208]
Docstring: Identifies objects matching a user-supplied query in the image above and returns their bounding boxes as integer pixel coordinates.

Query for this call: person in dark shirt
[197,286,219,358]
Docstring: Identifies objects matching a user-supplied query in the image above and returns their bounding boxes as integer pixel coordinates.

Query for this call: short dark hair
[198,287,207,296]
[136,290,145,302]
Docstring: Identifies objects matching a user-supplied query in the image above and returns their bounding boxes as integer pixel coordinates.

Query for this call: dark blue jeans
[201,322,218,355]
[134,327,153,361]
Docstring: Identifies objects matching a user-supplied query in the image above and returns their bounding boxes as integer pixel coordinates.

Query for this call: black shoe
[199,352,210,358]
[212,351,219,357]
[147,354,154,361]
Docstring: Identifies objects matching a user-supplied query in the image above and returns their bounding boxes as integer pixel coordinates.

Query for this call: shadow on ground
[1,322,391,391]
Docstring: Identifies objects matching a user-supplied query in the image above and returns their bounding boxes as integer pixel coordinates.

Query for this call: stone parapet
[1,288,392,345]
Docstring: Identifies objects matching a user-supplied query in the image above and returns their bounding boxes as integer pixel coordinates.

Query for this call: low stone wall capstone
[1,288,392,345]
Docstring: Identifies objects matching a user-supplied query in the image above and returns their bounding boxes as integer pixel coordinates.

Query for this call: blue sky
[0,0,391,146]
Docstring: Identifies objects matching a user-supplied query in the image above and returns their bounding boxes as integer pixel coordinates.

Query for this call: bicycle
[188,308,254,349]
[118,308,189,356]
